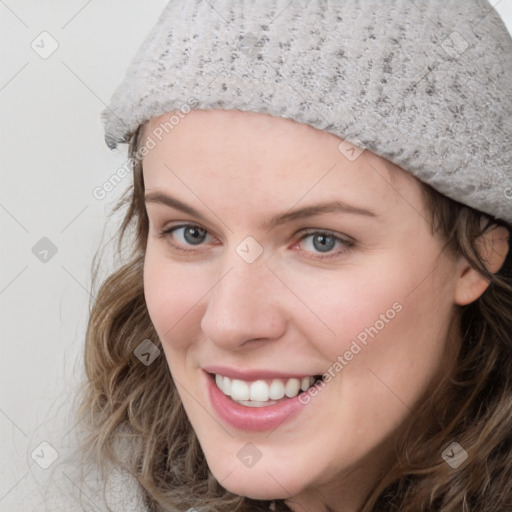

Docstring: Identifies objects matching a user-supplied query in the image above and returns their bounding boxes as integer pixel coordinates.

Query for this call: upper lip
[203,365,320,381]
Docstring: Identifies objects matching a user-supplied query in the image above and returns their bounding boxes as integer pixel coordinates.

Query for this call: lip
[203,365,316,382]
[204,370,309,431]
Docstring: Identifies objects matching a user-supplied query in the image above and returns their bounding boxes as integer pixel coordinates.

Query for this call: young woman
[72,1,512,511]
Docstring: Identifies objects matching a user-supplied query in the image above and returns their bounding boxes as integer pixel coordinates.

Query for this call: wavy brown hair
[72,125,512,512]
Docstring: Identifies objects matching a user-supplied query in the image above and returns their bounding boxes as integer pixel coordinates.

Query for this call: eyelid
[293,229,354,260]
[159,223,354,259]
[296,228,354,244]
[159,223,216,249]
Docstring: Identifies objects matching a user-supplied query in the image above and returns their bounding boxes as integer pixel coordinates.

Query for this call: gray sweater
[27,464,147,511]
[19,395,148,512]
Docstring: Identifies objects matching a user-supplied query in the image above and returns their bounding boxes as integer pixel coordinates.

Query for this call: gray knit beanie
[102,0,512,224]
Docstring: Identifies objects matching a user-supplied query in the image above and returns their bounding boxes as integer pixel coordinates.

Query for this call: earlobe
[453,264,491,306]
[453,226,510,306]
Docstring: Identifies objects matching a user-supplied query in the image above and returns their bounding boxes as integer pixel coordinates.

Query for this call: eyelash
[158,223,354,261]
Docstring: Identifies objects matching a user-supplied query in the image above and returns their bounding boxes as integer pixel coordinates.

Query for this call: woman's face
[142,109,461,510]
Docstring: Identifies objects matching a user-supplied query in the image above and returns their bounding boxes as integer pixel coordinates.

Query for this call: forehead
[140,109,419,216]
[142,109,338,167]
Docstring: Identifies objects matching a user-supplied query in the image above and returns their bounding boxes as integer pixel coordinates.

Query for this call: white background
[1,1,512,510]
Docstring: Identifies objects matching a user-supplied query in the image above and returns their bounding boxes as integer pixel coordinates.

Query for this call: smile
[203,365,326,430]
[214,373,319,407]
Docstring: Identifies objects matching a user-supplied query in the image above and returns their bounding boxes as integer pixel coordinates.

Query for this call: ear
[454,225,510,306]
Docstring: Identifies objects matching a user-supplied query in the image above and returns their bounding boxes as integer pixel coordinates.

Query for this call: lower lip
[205,371,308,432]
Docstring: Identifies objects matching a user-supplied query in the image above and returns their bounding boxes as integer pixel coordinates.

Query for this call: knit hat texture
[102,0,512,224]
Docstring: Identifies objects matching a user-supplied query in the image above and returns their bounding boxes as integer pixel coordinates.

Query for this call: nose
[200,254,288,350]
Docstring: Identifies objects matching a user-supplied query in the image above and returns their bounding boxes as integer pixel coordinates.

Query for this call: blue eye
[160,224,212,251]
[159,224,353,260]
[296,230,353,260]
[302,233,337,253]
[177,225,208,245]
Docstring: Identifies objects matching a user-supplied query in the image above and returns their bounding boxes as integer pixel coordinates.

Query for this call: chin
[207,459,304,501]
[220,478,291,501]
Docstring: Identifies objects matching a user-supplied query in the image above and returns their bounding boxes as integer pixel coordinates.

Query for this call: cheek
[282,262,409,359]
[143,248,209,351]
[284,257,456,457]
[287,252,456,383]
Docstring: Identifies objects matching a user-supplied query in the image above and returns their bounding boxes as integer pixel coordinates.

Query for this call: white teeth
[285,378,301,398]
[214,374,317,404]
[249,380,269,401]
[236,399,278,407]
[222,376,231,396]
[269,379,285,400]
[300,376,310,391]
[230,379,250,401]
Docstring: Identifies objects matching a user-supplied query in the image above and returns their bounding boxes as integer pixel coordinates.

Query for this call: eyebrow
[144,191,378,230]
